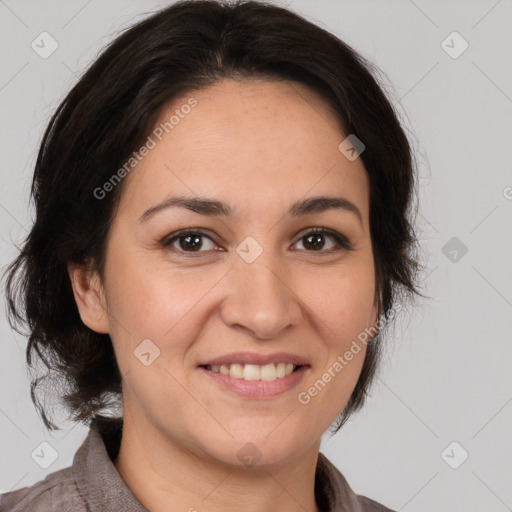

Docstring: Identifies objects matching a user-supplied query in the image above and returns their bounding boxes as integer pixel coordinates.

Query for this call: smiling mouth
[200,362,304,382]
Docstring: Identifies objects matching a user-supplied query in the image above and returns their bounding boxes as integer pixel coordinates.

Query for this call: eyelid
[292,227,353,251]
[162,228,218,250]
[161,226,353,253]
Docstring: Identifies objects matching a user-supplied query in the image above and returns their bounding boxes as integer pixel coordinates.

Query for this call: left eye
[292,229,350,252]
[162,228,351,254]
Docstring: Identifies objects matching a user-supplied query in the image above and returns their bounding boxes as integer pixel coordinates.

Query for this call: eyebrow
[139,195,363,227]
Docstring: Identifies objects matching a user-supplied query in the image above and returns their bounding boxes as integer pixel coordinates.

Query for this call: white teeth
[260,363,277,381]
[207,362,298,381]
[243,364,260,381]
[230,363,244,379]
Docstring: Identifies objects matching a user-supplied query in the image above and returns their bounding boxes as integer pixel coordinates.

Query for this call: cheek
[294,262,374,406]
[103,243,195,330]
[103,248,223,368]
[297,260,376,342]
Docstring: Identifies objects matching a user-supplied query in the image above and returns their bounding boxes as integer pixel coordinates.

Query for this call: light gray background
[1,1,511,510]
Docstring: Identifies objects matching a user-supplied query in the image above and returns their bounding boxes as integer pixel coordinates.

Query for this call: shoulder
[356,494,396,512]
[0,465,87,512]
[316,452,395,512]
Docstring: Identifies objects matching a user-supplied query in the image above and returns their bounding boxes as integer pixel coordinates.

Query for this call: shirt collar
[316,451,365,512]
[72,415,147,511]
[72,415,362,512]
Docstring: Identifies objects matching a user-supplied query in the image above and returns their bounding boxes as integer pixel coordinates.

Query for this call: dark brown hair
[3,0,426,432]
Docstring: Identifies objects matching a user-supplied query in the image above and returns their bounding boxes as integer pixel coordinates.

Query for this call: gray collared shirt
[0,416,394,512]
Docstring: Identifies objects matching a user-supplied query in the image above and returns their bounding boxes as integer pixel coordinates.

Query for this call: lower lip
[198,366,309,398]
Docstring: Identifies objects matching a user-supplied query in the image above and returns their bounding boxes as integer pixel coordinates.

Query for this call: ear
[67,262,109,334]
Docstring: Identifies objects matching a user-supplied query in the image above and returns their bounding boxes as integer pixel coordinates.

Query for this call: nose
[219,254,303,340]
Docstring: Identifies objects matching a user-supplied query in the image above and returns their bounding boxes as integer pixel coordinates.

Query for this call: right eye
[162,229,219,255]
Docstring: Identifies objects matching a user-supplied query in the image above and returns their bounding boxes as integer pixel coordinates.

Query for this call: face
[74,78,379,467]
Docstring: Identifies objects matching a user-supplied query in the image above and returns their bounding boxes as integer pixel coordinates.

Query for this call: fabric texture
[0,416,395,511]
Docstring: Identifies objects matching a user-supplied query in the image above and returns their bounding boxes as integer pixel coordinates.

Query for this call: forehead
[118,79,370,223]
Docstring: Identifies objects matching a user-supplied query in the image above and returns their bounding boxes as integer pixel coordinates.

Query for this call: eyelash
[161,227,353,256]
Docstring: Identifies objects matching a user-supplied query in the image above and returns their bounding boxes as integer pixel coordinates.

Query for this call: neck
[113,412,321,512]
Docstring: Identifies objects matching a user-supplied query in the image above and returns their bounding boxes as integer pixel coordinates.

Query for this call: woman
[1,1,425,510]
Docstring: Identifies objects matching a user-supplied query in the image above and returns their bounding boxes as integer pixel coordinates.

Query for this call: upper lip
[199,352,310,367]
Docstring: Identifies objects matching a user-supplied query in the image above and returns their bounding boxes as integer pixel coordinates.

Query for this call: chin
[214,431,307,469]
